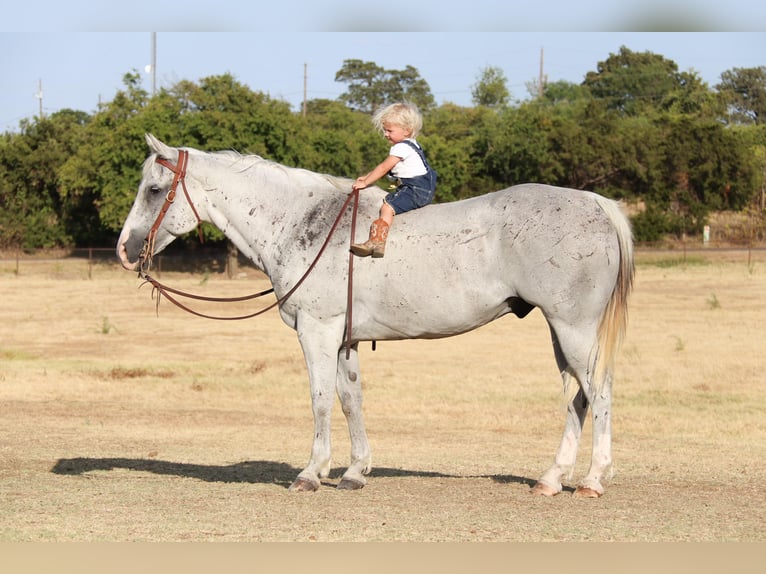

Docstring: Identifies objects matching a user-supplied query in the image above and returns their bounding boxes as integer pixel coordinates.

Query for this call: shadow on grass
[51,457,543,490]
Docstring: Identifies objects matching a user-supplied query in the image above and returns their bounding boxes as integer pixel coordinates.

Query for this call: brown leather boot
[350,218,389,258]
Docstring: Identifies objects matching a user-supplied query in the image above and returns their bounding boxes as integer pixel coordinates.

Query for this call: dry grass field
[1,248,764,543]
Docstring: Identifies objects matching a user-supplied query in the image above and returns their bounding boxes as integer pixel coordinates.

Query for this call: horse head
[116,134,204,272]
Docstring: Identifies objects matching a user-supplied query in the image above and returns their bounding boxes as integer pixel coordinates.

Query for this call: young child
[350,102,437,258]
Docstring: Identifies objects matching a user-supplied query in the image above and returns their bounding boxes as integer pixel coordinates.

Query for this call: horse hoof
[573,486,602,498]
[337,477,366,490]
[288,477,320,492]
[529,482,560,497]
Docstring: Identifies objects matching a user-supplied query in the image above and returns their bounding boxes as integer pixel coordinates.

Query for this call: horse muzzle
[117,240,138,271]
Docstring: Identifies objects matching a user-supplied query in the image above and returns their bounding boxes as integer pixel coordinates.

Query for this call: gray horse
[117,134,634,497]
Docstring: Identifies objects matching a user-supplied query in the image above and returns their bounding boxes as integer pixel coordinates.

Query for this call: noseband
[139,149,204,276]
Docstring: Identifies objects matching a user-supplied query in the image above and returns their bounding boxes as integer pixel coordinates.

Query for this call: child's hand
[352,177,367,192]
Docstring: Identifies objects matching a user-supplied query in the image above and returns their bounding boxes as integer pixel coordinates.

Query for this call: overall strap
[400,139,432,171]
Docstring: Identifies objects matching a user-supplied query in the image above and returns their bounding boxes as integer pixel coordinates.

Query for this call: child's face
[382,122,411,145]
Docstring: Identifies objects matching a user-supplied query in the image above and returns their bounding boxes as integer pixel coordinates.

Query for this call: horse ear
[145,133,177,162]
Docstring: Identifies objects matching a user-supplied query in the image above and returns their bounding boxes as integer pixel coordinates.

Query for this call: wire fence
[2,241,764,284]
[0,245,265,281]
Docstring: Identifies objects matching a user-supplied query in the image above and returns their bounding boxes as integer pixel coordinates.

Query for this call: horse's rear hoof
[337,477,366,490]
[529,481,560,496]
[573,485,602,498]
[288,477,320,492]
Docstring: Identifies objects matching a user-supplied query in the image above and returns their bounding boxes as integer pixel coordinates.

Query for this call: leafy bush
[630,206,688,243]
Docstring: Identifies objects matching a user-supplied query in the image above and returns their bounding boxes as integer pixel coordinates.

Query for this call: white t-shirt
[389,139,427,179]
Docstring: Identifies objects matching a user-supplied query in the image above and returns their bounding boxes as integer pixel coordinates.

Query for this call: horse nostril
[117,243,137,271]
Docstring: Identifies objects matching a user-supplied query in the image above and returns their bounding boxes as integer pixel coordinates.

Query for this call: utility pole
[151,32,157,95]
[36,79,44,119]
[538,47,545,99]
[303,62,308,118]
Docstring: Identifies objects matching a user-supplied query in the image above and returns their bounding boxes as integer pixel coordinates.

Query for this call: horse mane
[142,142,352,197]
[203,148,352,194]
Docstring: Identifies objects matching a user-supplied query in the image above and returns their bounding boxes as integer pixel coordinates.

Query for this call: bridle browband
[136,148,361,359]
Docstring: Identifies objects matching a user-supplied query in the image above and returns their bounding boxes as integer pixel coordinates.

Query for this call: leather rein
[137,149,361,358]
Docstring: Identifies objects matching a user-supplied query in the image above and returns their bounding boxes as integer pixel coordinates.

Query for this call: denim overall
[384,140,438,215]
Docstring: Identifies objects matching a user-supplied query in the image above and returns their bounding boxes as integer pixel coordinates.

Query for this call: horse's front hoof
[573,486,602,498]
[529,481,560,497]
[337,477,366,491]
[288,476,320,492]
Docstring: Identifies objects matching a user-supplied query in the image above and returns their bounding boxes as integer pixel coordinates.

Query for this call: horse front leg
[335,344,372,490]
[288,315,344,492]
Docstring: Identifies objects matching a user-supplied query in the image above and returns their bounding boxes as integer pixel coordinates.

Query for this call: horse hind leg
[531,366,589,497]
[531,321,612,498]
[573,371,613,498]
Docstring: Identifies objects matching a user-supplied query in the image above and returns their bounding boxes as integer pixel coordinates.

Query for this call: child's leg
[350,201,393,258]
[380,202,395,226]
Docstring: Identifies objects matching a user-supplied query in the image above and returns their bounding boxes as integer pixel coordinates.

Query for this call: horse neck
[199,155,347,276]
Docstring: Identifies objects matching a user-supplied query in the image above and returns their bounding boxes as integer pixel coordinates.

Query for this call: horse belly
[354,259,514,341]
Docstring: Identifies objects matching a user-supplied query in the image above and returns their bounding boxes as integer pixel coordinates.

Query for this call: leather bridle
[136,148,361,359]
[138,150,203,275]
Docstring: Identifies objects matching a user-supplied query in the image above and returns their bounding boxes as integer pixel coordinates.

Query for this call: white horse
[117,134,634,497]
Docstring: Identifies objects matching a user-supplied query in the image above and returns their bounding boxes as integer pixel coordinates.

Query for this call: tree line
[1,46,765,250]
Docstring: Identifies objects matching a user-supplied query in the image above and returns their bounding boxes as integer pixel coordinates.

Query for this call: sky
[1,2,764,134]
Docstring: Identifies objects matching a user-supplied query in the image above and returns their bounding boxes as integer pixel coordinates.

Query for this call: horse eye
[149,185,162,195]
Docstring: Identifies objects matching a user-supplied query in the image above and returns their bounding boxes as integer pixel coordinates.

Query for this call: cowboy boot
[350,218,390,258]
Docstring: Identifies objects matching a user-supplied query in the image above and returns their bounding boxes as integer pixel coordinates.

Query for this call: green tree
[298,99,378,177]
[425,103,488,201]
[716,66,766,125]
[61,72,305,244]
[335,59,435,113]
[471,66,510,108]
[0,109,89,249]
[181,73,299,160]
[59,71,151,235]
[625,116,760,240]
[661,70,724,119]
[472,103,557,187]
[584,45,689,116]
[541,80,591,106]
[736,123,766,210]
[542,97,622,192]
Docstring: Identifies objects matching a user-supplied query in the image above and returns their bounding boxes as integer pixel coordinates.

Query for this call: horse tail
[592,196,634,395]
[564,196,634,404]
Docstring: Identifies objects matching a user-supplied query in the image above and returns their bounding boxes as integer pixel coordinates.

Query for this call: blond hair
[372,102,423,138]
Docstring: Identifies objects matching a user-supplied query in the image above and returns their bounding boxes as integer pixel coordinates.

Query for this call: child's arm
[352,155,402,191]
